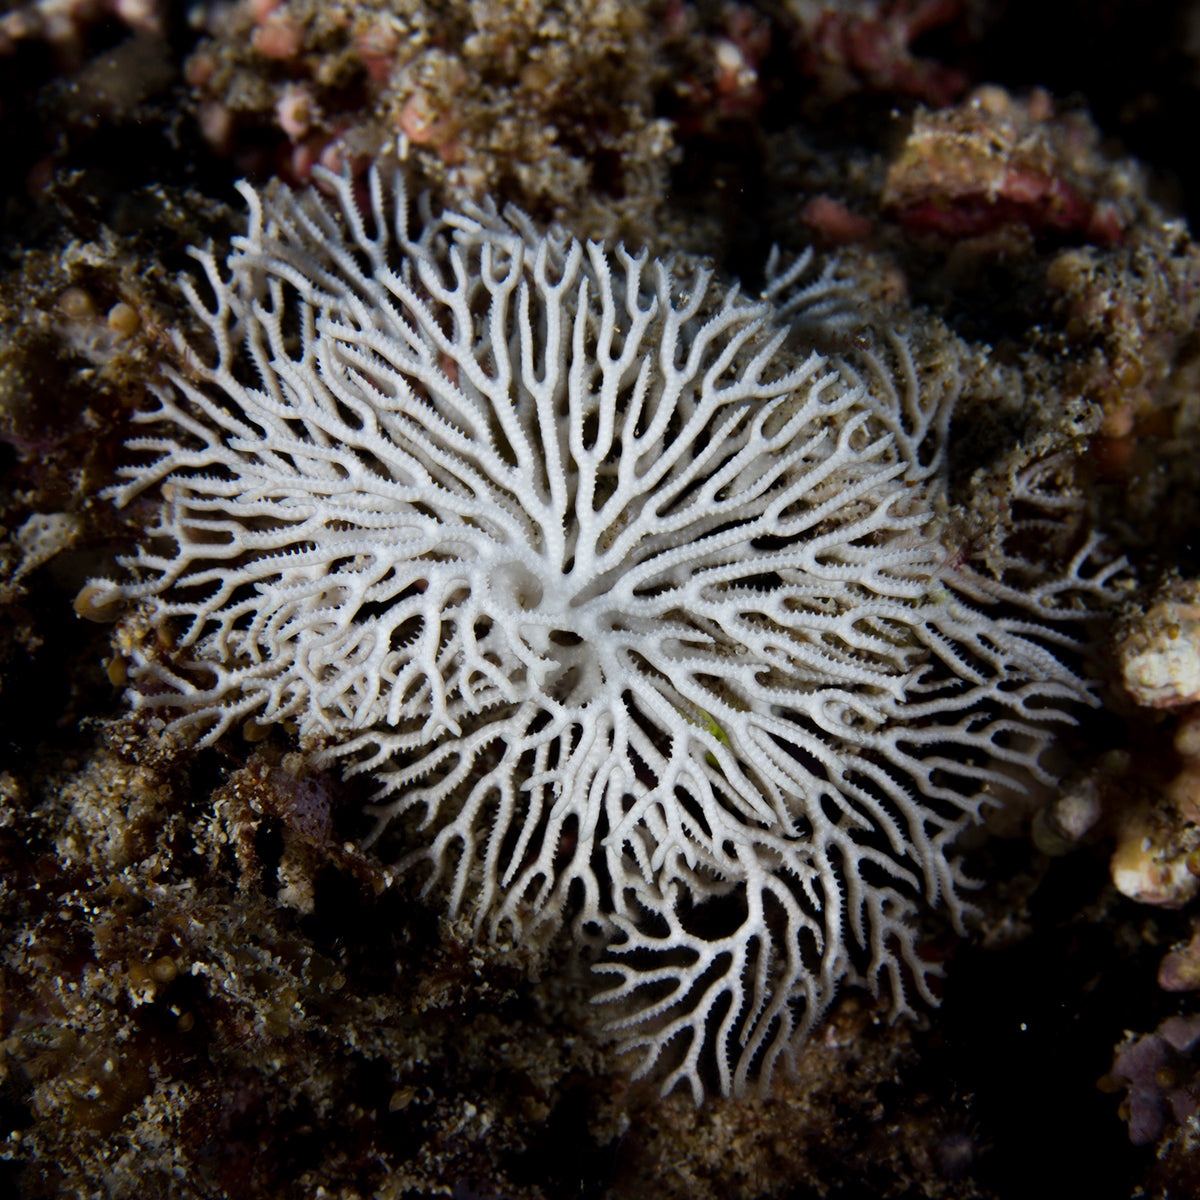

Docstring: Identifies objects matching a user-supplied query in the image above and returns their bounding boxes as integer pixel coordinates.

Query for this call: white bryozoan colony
[81,154,1118,1100]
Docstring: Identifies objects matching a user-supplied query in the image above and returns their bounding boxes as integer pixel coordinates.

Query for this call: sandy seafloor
[4,1,1200,1197]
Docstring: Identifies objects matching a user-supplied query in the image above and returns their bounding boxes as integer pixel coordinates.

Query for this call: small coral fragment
[1110,800,1200,908]
[1158,923,1200,992]
[1118,581,1200,708]
[12,511,81,583]
[1031,775,1105,856]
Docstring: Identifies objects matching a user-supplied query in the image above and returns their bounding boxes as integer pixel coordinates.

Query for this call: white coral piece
[1117,581,1200,709]
[85,153,1120,1101]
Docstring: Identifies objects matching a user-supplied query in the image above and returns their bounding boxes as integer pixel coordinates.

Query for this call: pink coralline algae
[883,87,1128,245]
[797,0,969,108]
[1110,1016,1200,1145]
